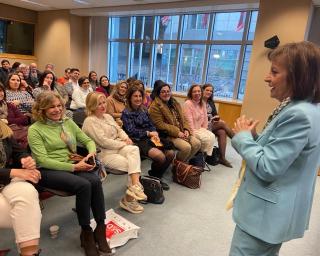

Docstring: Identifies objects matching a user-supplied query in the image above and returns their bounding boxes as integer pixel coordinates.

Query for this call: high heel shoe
[94,224,114,255]
[80,229,99,256]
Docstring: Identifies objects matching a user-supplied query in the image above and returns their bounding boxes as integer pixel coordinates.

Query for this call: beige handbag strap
[225,160,246,211]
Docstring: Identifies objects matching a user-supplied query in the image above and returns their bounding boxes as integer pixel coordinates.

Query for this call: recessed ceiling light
[73,0,90,5]
[20,0,49,7]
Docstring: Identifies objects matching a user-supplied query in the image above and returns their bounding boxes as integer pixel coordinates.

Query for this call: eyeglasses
[160,90,171,94]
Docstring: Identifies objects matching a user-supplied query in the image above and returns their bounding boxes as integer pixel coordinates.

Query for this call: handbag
[139,175,165,204]
[69,153,107,182]
[172,159,203,189]
[205,146,220,166]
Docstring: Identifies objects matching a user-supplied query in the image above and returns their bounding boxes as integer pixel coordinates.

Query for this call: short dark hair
[126,85,145,111]
[78,76,89,87]
[268,41,320,103]
[1,59,9,65]
[70,68,80,73]
[152,82,171,98]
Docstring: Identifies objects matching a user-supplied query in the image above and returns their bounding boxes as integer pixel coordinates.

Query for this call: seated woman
[106,80,128,126]
[5,73,34,114]
[32,70,55,99]
[70,76,92,110]
[0,83,29,126]
[27,91,112,256]
[88,71,98,91]
[202,83,233,167]
[184,84,215,159]
[96,75,110,97]
[149,83,201,162]
[82,92,147,214]
[122,86,174,190]
[17,71,34,97]
[128,80,152,108]
[0,121,41,256]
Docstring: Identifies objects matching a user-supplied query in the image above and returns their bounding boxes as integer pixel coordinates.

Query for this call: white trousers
[99,145,141,175]
[0,179,42,244]
[194,128,215,156]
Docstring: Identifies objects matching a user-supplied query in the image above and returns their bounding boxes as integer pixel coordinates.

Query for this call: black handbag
[139,175,165,204]
[205,146,220,166]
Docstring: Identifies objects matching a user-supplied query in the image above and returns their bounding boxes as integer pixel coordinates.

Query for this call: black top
[0,138,30,186]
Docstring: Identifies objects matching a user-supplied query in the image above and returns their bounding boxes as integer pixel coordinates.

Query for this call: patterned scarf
[262,97,291,131]
[46,118,76,153]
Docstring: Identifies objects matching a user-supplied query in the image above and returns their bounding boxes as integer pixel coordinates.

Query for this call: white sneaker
[119,197,144,214]
[126,183,147,201]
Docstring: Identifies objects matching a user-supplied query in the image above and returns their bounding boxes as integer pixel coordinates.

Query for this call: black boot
[80,229,99,256]
[93,223,113,255]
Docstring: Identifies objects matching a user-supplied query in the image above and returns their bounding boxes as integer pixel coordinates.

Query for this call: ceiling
[0,0,189,12]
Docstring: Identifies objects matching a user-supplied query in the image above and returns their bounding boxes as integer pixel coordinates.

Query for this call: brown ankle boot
[80,229,99,256]
[20,246,41,256]
[93,224,113,255]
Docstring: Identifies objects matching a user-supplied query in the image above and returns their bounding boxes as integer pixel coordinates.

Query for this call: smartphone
[86,156,95,165]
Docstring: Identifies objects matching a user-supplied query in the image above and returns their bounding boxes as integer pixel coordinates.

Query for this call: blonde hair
[32,91,65,122]
[85,92,107,116]
[0,120,13,139]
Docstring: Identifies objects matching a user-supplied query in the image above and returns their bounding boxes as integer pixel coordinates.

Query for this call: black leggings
[39,169,106,226]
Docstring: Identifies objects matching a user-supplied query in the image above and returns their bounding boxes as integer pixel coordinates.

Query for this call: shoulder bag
[172,159,203,189]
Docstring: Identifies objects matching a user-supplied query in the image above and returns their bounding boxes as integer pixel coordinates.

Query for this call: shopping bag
[90,209,140,248]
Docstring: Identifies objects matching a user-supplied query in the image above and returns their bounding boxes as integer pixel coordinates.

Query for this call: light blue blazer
[231,101,320,244]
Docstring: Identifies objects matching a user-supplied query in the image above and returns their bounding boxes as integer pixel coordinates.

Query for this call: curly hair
[32,91,65,122]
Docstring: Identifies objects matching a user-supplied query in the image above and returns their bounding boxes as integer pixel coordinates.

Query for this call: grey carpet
[1,143,320,256]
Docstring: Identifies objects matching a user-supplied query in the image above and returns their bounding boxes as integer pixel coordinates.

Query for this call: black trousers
[39,169,106,226]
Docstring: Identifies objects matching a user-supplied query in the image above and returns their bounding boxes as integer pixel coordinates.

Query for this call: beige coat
[82,114,129,154]
[148,96,192,138]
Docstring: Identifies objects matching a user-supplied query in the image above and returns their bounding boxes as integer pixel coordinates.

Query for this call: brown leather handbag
[172,159,203,189]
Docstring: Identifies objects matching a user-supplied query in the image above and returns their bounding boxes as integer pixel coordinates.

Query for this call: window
[107,10,257,101]
[0,19,35,55]
[177,44,206,92]
[206,45,241,98]
[108,42,128,82]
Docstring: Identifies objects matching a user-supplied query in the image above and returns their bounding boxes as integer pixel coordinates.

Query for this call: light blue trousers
[229,225,282,256]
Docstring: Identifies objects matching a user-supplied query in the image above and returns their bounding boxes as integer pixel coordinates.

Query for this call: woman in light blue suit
[229,41,320,256]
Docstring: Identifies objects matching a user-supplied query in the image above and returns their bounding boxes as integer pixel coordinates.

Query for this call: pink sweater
[183,99,208,132]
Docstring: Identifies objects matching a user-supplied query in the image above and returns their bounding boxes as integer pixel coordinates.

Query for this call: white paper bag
[90,209,140,248]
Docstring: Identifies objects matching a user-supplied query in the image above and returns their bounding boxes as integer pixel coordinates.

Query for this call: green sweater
[28,118,96,171]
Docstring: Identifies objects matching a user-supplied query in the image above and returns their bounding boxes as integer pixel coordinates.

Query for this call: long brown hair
[187,84,203,106]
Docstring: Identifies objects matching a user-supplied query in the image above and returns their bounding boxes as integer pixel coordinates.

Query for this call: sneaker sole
[126,189,147,201]
[119,201,144,214]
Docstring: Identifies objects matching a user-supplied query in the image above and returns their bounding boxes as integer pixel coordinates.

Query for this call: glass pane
[206,45,241,99]
[130,43,152,86]
[157,15,179,40]
[176,44,206,92]
[0,20,5,53]
[109,42,128,83]
[237,45,252,100]
[153,43,177,86]
[182,14,209,40]
[248,11,258,40]
[213,12,246,40]
[109,17,130,39]
[132,16,153,40]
